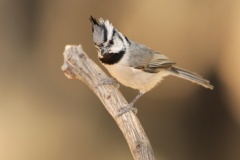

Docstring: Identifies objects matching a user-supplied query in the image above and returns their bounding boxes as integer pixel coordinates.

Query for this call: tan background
[1,0,240,160]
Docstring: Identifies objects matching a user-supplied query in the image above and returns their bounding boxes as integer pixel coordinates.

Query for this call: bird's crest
[89,16,114,44]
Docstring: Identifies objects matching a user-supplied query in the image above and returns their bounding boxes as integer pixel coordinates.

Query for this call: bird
[89,16,214,115]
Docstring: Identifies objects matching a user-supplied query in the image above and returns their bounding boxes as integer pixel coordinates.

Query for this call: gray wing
[127,41,214,89]
[128,41,175,73]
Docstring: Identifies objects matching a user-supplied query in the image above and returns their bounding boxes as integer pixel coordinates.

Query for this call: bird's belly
[104,64,170,92]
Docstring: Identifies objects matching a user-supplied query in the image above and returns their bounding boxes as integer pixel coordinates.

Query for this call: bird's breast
[103,63,169,92]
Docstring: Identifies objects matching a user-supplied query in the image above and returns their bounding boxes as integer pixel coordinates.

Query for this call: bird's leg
[98,77,120,88]
[117,91,145,116]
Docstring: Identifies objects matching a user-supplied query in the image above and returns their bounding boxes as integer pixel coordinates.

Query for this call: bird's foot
[98,77,120,88]
[117,103,138,116]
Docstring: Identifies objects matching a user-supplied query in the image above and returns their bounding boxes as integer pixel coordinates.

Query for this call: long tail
[169,66,214,90]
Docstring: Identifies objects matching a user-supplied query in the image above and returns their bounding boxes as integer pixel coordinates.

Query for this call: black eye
[109,40,114,45]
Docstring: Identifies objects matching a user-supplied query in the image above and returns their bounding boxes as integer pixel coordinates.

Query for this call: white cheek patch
[110,39,123,53]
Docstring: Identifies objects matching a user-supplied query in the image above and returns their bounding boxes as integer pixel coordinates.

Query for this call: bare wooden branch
[61,45,156,160]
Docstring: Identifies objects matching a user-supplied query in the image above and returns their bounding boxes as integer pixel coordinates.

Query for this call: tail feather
[169,66,214,90]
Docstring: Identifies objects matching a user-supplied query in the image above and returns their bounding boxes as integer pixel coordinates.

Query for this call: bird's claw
[98,78,120,88]
[117,104,138,117]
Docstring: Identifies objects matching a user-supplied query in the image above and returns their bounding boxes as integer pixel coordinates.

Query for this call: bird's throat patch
[99,50,125,65]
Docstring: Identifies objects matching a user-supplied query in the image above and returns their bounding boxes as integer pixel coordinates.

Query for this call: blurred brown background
[1,0,240,160]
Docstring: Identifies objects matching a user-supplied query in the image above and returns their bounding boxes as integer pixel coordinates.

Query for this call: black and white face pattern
[89,16,130,65]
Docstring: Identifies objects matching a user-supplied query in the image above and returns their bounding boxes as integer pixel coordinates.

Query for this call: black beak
[100,48,107,55]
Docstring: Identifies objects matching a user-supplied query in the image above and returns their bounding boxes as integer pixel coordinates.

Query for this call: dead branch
[61,45,156,160]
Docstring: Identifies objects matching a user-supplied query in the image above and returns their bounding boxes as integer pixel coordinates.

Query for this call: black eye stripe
[107,29,116,46]
[118,34,123,42]
[103,25,108,42]
[124,36,131,45]
[112,29,116,37]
